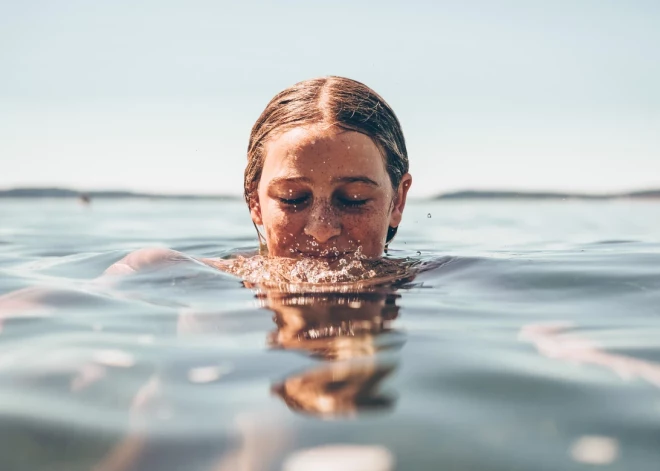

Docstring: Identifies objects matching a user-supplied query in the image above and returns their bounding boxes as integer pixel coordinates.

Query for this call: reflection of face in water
[272,359,396,419]
[265,291,402,360]
[261,290,405,418]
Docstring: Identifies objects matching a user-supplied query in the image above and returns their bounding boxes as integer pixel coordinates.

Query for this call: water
[1,198,660,471]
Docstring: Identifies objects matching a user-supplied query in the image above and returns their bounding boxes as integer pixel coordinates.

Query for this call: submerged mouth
[294,250,353,259]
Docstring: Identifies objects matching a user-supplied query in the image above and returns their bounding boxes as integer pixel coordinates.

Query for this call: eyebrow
[268,176,380,187]
[268,176,313,187]
[331,176,380,186]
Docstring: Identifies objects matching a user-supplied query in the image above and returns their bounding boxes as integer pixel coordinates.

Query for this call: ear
[249,193,263,226]
[389,173,412,228]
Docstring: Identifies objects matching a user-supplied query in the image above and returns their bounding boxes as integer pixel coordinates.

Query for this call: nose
[303,201,341,244]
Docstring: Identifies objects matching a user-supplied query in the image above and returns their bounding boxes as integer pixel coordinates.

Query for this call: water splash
[220,248,421,291]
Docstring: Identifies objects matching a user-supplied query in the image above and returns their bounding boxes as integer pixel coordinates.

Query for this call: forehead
[261,126,388,180]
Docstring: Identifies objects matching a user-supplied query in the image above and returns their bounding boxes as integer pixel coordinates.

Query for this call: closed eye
[338,197,369,207]
[278,195,309,205]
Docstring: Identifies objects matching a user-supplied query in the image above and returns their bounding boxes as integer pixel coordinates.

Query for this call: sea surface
[1,198,659,471]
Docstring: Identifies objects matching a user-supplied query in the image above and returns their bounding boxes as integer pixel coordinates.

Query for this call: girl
[106,76,413,278]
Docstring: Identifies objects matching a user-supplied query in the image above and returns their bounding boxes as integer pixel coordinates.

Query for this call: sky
[1,0,659,198]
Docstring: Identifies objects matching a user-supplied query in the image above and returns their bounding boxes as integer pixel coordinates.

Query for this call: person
[0,76,415,320]
[242,75,412,260]
[104,76,413,277]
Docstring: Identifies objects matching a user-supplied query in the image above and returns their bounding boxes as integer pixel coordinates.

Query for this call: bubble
[427,213,432,218]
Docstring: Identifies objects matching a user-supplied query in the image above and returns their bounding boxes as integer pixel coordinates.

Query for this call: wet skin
[249,126,412,259]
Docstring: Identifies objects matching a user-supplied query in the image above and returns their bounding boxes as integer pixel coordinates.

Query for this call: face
[250,126,412,259]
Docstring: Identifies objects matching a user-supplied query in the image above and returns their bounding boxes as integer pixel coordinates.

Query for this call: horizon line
[1,186,660,200]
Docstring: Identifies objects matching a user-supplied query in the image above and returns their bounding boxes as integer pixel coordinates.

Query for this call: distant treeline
[0,188,238,200]
[434,190,660,200]
[1,187,659,200]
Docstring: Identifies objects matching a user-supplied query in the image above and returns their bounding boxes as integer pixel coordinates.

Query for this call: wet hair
[244,76,409,244]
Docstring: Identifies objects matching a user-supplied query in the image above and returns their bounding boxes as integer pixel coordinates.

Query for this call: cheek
[343,207,391,245]
[262,205,305,246]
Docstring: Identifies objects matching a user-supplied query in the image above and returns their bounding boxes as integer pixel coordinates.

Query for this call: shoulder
[104,247,191,276]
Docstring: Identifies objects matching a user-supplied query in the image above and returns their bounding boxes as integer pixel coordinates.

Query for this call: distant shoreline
[0,187,659,201]
[431,190,660,200]
[0,188,239,200]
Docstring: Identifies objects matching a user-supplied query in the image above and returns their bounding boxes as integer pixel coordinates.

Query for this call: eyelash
[339,197,369,208]
[278,196,309,205]
[277,196,369,208]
